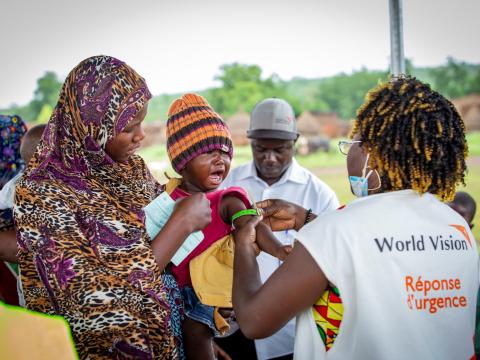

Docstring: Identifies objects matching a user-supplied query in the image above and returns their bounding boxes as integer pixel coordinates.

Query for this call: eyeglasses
[338,140,362,155]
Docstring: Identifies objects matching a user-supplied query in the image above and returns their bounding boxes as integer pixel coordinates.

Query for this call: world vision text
[374,234,469,253]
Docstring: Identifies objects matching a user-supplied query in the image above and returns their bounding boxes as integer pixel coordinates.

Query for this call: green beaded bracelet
[231,208,260,223]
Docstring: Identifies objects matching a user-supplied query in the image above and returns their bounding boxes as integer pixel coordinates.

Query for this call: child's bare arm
[221,195,292,260]
[254,222,291,261]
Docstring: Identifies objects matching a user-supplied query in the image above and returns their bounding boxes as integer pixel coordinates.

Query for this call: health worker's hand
[255,199,308,232]
[233,214,262,254]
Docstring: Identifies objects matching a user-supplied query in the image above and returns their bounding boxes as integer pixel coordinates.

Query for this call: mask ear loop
[367,169,382,191]
[361,154,370,178]
[363,154,382,191]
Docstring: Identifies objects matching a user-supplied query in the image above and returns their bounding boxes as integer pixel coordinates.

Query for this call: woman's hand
[255,199,308,232]
[151,193,211,271]
[172,193,211,233]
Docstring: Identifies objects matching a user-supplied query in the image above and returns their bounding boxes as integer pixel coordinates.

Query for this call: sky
[1,0,479,108]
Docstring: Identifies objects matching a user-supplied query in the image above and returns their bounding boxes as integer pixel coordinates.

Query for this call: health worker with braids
[231,76,478,360]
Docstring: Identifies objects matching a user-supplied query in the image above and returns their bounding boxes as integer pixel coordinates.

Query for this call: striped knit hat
[166,93,233,173]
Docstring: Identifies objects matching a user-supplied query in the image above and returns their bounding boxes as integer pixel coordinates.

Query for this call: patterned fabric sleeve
[16,183,96,313]
[312,285,343,351]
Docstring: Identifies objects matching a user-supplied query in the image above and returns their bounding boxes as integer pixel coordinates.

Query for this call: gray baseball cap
[247,98,298,140]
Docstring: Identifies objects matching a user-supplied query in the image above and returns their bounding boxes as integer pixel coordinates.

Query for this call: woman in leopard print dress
[14,56,209,359]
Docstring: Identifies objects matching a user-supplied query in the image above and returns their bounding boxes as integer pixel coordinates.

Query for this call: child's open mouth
[208,169,224,186]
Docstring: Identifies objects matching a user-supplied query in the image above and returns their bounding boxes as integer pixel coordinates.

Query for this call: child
[164,94,290,359]
[448,191,479,357]
[448,191,476,229]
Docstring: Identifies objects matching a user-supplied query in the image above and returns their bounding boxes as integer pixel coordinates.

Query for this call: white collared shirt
[222,158,339,360]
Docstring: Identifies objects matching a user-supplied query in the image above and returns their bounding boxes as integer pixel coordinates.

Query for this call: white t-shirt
[295,190,479,360]
[222,159,339,360]
[0,172,22,210]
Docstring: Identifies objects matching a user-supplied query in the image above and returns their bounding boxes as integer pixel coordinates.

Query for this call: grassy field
[139,132,480,240]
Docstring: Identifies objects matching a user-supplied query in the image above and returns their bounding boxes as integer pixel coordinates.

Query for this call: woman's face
[106,103,148,163]
[346,135,368,178]
[346,134,382,195]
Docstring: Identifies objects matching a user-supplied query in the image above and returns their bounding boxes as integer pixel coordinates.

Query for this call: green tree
[36,103,53,123]
[314,68,388,119]
[215,63,263,90]
[428,57,480,98]
[208,63,294,117]
[30,71,62,119]
[405,58,415,76]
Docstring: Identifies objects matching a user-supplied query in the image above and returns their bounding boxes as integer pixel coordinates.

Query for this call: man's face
[251,138,295,186]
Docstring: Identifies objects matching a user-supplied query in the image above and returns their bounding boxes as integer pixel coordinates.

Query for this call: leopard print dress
[14,56,184,359]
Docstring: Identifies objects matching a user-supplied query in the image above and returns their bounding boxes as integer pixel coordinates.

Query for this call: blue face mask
[349,175,371,197]
[349,154,380,197]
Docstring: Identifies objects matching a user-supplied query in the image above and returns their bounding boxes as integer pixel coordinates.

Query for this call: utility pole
[389,0,405,75]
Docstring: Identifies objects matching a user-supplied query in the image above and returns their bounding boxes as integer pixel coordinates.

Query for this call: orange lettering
[437,297,444,309]
[406,276,414,291]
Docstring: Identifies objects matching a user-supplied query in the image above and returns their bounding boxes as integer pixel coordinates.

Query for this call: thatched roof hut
[227,111,250,146]
[140,121,166,148]
[452,94,480,131]
[297,111,351,138]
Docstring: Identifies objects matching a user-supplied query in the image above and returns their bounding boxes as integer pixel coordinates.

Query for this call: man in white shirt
[219,98,339,360]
